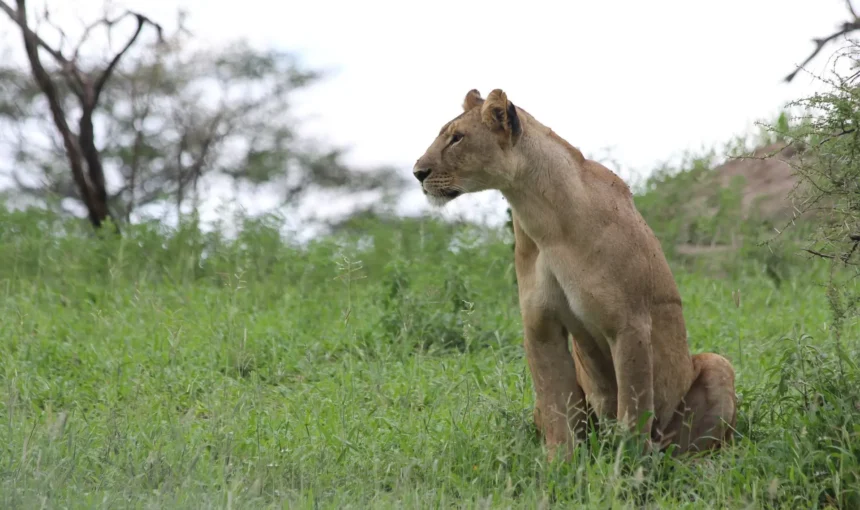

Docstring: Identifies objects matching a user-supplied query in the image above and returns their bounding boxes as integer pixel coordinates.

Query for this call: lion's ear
[480,89,522,146]
[462,89,484,111]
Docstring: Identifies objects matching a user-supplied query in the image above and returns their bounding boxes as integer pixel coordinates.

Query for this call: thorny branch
[805,239,860,265]
[786,1,860,82]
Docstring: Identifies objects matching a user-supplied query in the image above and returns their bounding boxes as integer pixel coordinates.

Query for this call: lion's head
[413,89,523,205]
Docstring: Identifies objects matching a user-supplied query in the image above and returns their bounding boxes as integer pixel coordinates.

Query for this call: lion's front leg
[523,310,587,461]
[611,321,656,446]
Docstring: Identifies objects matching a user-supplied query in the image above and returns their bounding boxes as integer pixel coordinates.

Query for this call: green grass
[0,209,858,509]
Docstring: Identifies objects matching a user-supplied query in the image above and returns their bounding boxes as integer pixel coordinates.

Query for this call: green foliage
[634,151,720,257]
[761,41,860,333]
[0,206,858,508]
[626,124,830,289]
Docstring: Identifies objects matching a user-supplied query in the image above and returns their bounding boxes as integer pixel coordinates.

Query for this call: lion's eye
[450,133,464,144]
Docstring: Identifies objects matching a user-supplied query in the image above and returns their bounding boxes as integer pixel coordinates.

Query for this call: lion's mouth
[423,187,461,205]
[422,188,461,198]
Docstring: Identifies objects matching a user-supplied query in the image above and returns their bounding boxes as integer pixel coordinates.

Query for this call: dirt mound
[712,142,800,220]
[674,142,802,257]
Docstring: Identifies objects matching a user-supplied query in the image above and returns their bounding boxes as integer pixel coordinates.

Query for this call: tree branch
[73,10,161,231]
[848,0,858,20]
[2,1,161,231]
[785,4,860,83]
[0,0,68,65]
[92,11,162,105]
[804,244,860,266]
[1,0,86,94]
[72,15,110,64]
[845,238,860,262]
[804,248,836,260]
[8,0,100,226]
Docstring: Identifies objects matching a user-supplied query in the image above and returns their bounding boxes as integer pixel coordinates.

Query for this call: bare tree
[0,0,162,229]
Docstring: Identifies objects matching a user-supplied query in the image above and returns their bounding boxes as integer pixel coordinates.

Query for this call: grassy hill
[0,150,859,507]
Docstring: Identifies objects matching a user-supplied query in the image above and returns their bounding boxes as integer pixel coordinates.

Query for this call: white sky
[0,0,853,231]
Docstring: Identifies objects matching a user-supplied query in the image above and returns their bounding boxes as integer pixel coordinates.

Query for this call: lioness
[413,89,737,459]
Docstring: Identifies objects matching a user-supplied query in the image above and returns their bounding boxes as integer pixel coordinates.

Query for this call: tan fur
[413,89,737,459]
[463,89,484,111]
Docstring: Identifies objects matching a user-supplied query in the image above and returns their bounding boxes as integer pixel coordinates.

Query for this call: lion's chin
[424,189,462,207]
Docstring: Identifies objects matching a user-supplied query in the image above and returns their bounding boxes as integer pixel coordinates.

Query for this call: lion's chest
[534,250,619,406]
[535,249,615,343]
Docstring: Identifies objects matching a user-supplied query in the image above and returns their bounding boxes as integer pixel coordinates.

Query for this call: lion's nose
[413,167,432,183]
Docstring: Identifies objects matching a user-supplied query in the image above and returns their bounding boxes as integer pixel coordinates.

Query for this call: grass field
[1,209,858,509]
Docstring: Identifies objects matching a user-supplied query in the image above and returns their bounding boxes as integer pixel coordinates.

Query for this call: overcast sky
[1,0,852,230]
